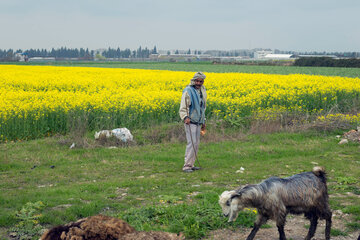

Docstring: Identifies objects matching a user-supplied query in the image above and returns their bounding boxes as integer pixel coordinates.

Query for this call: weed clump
[10,201,45,240]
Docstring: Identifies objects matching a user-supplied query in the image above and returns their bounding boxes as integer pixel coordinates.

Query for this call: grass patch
[0,126,359,239]
[346,222,360,231]
[331,228,348,236]
[120,192,255,239]
[7,61,360,78]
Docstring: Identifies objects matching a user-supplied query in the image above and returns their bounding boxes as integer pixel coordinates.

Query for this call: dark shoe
[192,167,201,170]
[183,169,193,173]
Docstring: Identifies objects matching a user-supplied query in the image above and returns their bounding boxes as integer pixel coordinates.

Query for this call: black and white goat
[219,166,332,240]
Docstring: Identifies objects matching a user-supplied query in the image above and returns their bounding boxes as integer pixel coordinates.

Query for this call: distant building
[264,54,295,60]
[152,53,205,62]
[15,53,26,62]
[28,57,55,62]
[217,56,244,63]
[254,50,273,59]
[298,55,338,59]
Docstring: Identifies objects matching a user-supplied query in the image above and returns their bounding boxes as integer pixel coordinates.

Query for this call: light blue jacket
[182,85,206,124]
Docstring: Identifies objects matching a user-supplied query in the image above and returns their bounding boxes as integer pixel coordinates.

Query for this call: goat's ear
[224,191,241,206]
[230,192,241,200]
[226,192,240,206]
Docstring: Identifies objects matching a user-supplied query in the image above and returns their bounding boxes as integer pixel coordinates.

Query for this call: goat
[219,166,332,240]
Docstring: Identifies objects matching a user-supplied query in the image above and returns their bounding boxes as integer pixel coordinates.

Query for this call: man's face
[195,79,204,89]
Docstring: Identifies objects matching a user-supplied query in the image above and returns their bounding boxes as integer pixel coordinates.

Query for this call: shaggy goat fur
[219,166,332,240]
[41,215,183,240]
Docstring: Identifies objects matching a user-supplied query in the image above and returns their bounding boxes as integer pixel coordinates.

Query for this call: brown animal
[41,214,183,240]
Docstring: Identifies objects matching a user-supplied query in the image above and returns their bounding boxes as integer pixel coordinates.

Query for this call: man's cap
[192,72,206,80]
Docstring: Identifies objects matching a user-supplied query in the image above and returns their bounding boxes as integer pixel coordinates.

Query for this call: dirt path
[204,214,359,240]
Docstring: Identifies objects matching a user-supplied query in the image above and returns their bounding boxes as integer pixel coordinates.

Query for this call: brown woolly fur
[41,215,135,240]
[312,166,325,177]
[40,215,183,240]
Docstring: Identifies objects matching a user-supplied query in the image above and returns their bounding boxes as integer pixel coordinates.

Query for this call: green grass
[1,126,359,239]
[4,61,360,77]
[330,228,348,236]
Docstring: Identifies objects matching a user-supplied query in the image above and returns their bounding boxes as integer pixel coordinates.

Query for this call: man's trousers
[183,123,201,170]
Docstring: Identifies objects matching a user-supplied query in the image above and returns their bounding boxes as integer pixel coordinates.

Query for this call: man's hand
[200,123,206,136]
[184,117,190,125]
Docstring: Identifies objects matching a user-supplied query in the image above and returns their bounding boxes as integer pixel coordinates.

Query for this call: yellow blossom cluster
[1,65,360,141]
[317,113,360,124]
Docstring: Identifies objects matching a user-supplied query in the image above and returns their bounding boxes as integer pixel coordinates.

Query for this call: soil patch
[204,215,359,240]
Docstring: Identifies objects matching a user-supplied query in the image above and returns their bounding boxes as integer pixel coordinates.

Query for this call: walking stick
[185,100,202,168]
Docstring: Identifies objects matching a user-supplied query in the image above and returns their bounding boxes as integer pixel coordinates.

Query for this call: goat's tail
[312,166,327,182]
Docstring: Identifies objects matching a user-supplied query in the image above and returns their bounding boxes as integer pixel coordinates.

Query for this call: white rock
[236,167,245,173]
[338,139,349,145]
[94,130,112,139]
[112,128,133,142]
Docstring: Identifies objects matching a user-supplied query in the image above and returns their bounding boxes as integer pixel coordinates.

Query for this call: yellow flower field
[1,65,360,141]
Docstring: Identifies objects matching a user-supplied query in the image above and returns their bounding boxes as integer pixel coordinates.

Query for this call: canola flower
[1,65,360,141]
[317,113,360,124]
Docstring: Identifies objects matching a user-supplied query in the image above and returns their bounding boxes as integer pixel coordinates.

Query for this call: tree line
[0,46,158,61]
[102,46,157,59]
[294,57,360,68]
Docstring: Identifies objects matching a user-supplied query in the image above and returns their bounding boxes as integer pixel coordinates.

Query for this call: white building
[264,54,295,60]
[15,53,26,61]
[28,57,55,62]
[254,50,273,59]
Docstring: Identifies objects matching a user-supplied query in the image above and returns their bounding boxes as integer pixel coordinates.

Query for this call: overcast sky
[1,0,359,52]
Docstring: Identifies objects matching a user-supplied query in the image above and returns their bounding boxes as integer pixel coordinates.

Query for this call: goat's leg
[304,215,318,240]
[246,225,260,240]
[276,216,287,240]
[276,224,286,240]
[246,215,268,240]
[325,212,332,240]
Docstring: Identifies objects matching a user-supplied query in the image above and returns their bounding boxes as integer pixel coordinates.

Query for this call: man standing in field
[179,72,207,173]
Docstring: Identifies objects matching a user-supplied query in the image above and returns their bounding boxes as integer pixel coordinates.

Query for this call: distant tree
[6,49,14,60]
[152,46,157,54]
[116,48,121,58]
[175,50,179,54]
[167,51,170,55]
[187,49,191,54]
[144,47,149,58]
[136,46,142,58]
[123,49,131,58]
[79,48,85,58]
